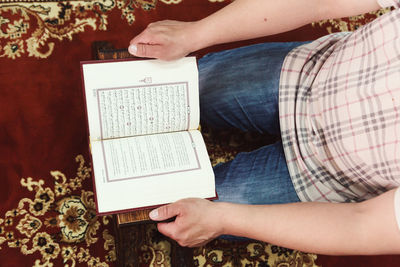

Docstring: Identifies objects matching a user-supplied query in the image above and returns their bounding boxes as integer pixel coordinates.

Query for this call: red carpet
[0,0,398,265]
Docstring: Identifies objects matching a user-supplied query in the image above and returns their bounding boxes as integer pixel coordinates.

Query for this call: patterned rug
[0,0,168,59]
[0,0,392,266]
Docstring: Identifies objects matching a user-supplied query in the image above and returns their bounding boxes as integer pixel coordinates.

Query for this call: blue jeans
[198,42,308,206]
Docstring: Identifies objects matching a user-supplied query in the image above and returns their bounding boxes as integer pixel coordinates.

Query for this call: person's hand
[149,198,224,247]
[128,20,202,61]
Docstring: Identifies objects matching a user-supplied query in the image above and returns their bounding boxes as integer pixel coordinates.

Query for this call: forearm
[216,190,400,255]
[218,201,364,254]
[129,0,382,59]
[191,0,381,51]
[193,0,319,49]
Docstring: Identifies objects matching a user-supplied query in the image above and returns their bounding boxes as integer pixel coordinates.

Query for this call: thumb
[128,43,161,59]
[149,203,179,222]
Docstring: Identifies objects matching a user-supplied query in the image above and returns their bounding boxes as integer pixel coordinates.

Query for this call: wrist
[212,202,232,236]
[187,20,215,52]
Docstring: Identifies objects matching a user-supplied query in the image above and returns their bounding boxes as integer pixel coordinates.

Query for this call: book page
[81,57,199,141]
[91,130,215,214]
[97,130,201,182]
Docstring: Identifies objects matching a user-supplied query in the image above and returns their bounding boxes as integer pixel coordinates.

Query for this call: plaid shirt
[279,4,400,203]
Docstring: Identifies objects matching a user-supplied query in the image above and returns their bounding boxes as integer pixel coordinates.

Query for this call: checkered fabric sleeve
[395,188,400,231]
[279,9,400,203]
[377,0,400,8]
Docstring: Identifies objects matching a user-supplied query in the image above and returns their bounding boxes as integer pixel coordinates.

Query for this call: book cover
[80,57,217,217]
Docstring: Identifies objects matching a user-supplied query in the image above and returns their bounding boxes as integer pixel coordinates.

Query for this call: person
[127,0,400,255]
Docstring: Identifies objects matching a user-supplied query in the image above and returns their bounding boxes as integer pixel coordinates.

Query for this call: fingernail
[149,209,158,219]
[128,44,137,54]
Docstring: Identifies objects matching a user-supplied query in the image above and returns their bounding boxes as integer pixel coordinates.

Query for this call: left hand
[128,20,201,61]
[149,198,224,247]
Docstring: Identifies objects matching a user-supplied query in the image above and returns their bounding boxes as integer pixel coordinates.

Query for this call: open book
[81,57,216,216]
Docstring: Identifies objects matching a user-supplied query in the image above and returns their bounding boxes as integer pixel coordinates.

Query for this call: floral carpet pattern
[0,131,319,267]
[0,155,116,266]
[0,0,394,265]
[312,7,391,32]
[0,0,187,59]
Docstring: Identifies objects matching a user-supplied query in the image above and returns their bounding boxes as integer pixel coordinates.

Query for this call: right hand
[149,198,224,247]
[128,20,201,61]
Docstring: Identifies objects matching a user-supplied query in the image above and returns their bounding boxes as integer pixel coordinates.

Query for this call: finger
[129,21,167,43]
[149,203,180,221]
[129,32,149,46]
[128,32,153,55]
[147,20,175,27]
[129,43,165,59]
[137,43,162,58]
[158,221,192,247]
[128,30,158,51]
[157,221,177,239]
[128,44,137,55]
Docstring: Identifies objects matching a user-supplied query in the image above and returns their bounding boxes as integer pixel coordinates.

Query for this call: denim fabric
[198,42,309,206]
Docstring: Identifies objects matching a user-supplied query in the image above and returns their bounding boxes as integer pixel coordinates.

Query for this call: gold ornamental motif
[0,0,227,59]
[312,8,391,33]
[0,155,116,266]
[0,0,161,59]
